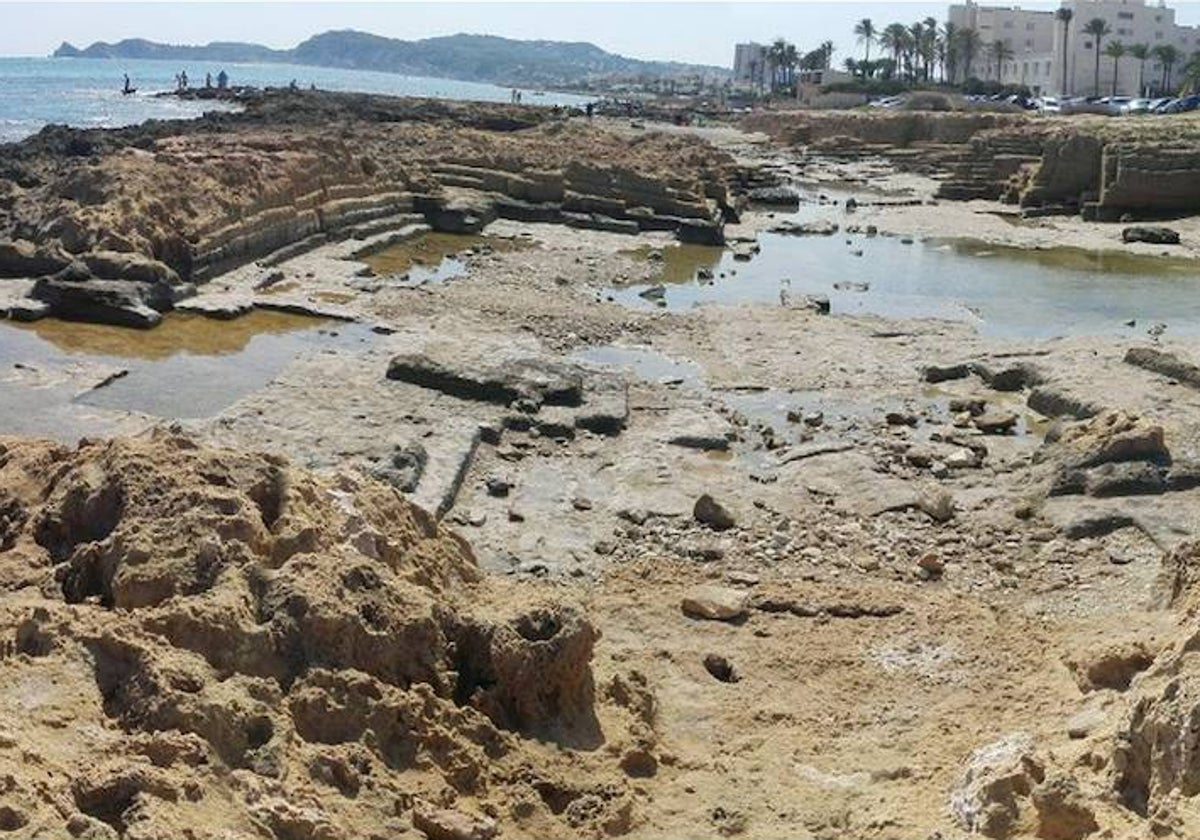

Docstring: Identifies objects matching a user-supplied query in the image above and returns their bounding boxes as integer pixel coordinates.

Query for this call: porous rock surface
[0,430,645,838]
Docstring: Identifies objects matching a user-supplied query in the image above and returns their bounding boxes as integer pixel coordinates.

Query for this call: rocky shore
[745,108,1200,221]
[5,94,1200,839]
[0,90,736,326]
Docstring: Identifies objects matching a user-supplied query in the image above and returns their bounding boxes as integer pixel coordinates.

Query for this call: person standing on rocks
[217,69,228,89]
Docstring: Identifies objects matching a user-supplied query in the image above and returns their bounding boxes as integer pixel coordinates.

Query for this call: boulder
[413,803,498,840]
[1121,226,1180,245]
[972,361,1044,392]
[0,239,70,277]
[1124,346,1200,390]
[30,277,182,328]
[693,494,736,531]
[1027,386,1102,420]
[681,586,749,621]
[974,411,1019,435]
[923,363,971,383]
[770,219,838,236]
[424,200,497,234]
[746,186,801,207]
[1083,461,1165,497]
[950,733,1045,838]
[387,352,584,407]
[1056,411,1168,469]
[676,218,725,246]
[82,251,181,285]
[918,487,955,523]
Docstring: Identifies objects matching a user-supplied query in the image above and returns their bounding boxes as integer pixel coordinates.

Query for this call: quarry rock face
[0,90,737,327]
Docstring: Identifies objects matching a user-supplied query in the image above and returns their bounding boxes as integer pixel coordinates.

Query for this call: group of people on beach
[122,69,231,94]
[172,69,229,91]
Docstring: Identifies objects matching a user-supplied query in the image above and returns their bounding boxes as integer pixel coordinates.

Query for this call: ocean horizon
[0,56,592,143]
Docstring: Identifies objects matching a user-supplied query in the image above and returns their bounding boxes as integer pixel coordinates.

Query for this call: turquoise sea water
[0,56,591,143]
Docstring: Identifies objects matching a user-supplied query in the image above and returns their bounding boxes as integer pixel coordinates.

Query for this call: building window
[1026,39,1033,47]
[1084,41,1093,49]
[1046,61,1052,74]
[1026,22,1035,30]
[1118,11,1133,19]
[1156,31,1163,39]
[1003,20,1013,28]
[1155,14,1162,22]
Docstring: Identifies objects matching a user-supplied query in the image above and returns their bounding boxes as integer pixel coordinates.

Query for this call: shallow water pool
[0,310,375,421]
[608,206,1200,338]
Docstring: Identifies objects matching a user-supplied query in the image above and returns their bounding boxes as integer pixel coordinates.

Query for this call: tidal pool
[361,231,530,284]
[0,310,375,421]
[608,209,1200,338]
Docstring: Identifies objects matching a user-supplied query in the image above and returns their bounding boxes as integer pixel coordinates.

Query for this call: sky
[7,0,1200,67]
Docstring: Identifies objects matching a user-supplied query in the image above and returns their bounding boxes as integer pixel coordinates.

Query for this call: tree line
[849,13,1200,96]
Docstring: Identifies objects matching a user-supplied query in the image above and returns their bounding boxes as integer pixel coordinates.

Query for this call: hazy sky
[11,0,1199,67]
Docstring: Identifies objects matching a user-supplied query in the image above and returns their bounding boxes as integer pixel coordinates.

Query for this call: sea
[0,56,593,143]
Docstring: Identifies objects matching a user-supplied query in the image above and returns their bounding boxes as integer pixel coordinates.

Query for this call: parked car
[1159,94,1200,113]
[1124,98,1154,114]
[1098,96,1132,115]
[1152,97,1177,113]
[1037,96,1061,114]
[867,95,905,109]
[1060,96,1109,115]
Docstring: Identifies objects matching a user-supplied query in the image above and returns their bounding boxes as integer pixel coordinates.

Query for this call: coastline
[4,90,1200,838]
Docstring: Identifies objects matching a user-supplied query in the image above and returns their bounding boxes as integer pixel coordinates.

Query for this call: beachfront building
[948,0,1200,96]
[733,43,768,87]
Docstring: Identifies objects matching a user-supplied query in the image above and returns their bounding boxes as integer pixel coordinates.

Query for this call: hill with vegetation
[54,30,728,87]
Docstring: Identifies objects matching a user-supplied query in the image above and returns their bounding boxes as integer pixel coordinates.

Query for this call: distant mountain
[53,30,728,87]
[54,38,284,64]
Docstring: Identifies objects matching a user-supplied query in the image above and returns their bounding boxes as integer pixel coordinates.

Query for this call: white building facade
[948,0,1200,96]
[733,43,768,86]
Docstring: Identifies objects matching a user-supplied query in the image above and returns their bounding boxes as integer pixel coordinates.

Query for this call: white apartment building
[948,0,1200,96]
[733,43,768,85]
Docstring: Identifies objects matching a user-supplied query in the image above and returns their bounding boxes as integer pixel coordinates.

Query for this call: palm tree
[1105,41,1125,96]
[767,38,786,90]
[990,40,1014,82]
[820,41,835,69]
[908,22,925,81]
[1083,18,1111,96]
[941,22,959,83]
[855,19,876,64]
[1129,43,1149,95]
[1153,44,1180,93]
[922,17,939,80]
[880,23,909,78]
[905,23,925,81]
[1180,51,1200,94]
[843,57,859,77]
[1055,7,1074,95]
[958,28,982,82]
